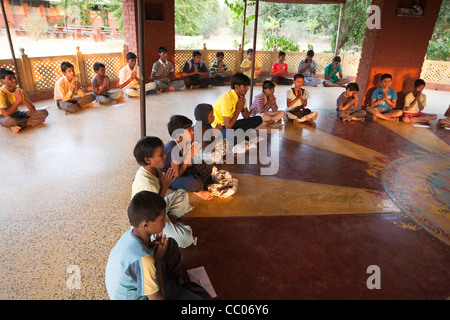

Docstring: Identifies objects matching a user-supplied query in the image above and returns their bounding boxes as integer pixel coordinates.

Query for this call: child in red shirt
[270,51,293,86]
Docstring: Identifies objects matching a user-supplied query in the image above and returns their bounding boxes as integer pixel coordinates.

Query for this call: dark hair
[306,50,314,57]
[126,52,137,60]
[192,50,201,57]
[414,79,426,87]
[61,61,74,72]
[333,56,341,62]
[278,51,286,57]
[158,46,167,53]
[167,115,193,137]
[346,82,359,92]
[231,72,250,89]
[93,62,105,72]
[194,103,213,124]
[216,51,224,57]
[262,80,275,91]
[0,68,15,79]
[247,48,254,55]
[380,73,392,81]
[293,73,305,81]
[133,136,164,166]
[128,191,166,227]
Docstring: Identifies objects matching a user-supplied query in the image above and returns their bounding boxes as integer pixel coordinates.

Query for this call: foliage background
[43,0,449,61]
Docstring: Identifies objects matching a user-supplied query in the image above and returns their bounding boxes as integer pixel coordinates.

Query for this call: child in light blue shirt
[366,73,403,122]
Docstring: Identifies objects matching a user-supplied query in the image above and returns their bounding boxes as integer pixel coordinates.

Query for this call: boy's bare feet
[438,118,450,127]
[194,190,213,200]
[117,96,125,102]
[308,112,318,122]
[10,126,21,133]
[82,103,94,109]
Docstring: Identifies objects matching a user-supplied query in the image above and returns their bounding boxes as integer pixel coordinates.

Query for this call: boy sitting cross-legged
[209,51,235,86]
[119,52,157,97]
[366,73,403,122]
[336,82,366,122]
[91,62,124,105]
[132,136,197,248]
[182,50,213,89]
[401,79,437,125]
[285,74,318,123]
[54,61,95,113]
[249,80,285,126]
[270,51,293,86]
[0,68,49,133]
[151,46,185,92]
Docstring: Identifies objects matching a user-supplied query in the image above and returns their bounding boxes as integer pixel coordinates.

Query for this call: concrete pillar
[356,0,443,109]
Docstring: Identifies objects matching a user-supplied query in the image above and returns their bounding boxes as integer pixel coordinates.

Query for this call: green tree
[306,16,319,35]
[427,0,449,60]
[175,0,221,36]
[262,33,299,51]
[50,0,109,26]
[330,0,370,53]
[224,0,255,39]
[107,0,124,33]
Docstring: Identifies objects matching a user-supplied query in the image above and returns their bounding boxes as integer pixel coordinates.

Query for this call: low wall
[0,44,448,103]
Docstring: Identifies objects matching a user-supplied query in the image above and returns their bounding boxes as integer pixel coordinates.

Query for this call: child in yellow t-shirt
[240,48,264,84]
[0,68,48,133]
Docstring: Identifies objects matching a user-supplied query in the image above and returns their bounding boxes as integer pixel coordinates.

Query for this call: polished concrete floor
[0,84,449,299]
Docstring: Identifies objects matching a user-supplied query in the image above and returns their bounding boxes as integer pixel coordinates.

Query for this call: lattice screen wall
[83,53,123,83]
[283,52,306,73]
[29,56,76,91]
[2,48,448,95]
[421,60,450,85]
[254,51,274,72]
[174,49,345,76]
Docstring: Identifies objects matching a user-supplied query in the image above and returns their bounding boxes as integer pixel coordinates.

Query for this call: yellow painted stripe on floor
[377,121,450,153]
[280,123,387,164]
[187,173,401,218]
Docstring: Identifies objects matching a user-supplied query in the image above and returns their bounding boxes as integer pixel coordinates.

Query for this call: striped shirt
[209,60,229,77]
[249,92,278,116]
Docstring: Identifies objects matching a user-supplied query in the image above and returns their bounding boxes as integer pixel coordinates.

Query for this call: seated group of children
[337,74,439,125]
[2,53,448,300]
[105,70,449,300]
[3,45,447,133]
[105,104,223,300]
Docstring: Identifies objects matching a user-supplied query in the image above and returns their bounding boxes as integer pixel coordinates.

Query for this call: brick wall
[122,0,138,55]
[121,0,175,82]
[356,0,443,109]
